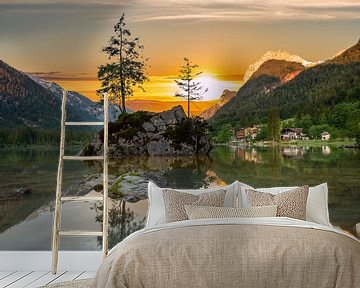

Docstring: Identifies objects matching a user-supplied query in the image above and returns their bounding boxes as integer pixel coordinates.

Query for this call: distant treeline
[211,100,360,145]
[0,126,94,146]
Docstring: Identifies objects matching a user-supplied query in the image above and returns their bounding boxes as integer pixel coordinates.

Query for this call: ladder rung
[59,230,103,237]
[63,156,104,161]
[65,121,104,126]
[61,196,103,202]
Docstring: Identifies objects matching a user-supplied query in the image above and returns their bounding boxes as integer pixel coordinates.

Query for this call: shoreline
[0,139,358,149]
[220,139,358,148]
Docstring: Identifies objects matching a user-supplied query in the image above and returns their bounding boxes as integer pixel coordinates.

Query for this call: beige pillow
[245,186,309,220]
[184,205,278,219]
[162,189,226,223]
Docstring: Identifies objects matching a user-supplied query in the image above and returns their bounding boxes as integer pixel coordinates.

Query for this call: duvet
[93,218,360,288]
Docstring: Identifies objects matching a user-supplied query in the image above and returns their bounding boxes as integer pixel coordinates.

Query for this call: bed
[92,182,360,288]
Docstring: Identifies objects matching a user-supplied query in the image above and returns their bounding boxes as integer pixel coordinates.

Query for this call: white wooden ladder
[52,91,109,274]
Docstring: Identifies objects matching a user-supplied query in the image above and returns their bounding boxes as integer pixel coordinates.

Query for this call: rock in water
[16,186,33,195]
[80,106,212,157]
[109,173,148,200]
[77,173,117,195]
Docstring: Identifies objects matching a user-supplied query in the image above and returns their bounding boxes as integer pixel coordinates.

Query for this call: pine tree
[175,58,208,117]
[267,108,281,141]
[97,14,148,113]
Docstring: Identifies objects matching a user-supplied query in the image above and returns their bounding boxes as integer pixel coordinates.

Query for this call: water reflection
[281,146,306,159]
[0,145,359,250]
[86,155,216,189]
[92,200,146,249]
[322,146,331,155]
[235,148,262,163]
[0,147,90,234]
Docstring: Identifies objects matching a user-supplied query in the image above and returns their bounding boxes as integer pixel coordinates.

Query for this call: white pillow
[146,181,240,227]
[240,183,331,227]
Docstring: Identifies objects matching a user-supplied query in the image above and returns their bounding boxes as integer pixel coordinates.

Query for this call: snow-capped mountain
[28,74,122,123]
[242,50,320,84]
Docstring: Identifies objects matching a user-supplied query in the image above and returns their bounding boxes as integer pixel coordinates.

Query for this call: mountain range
[1,38,359,132]
[126,99,216,116]
[210,38,360,131]
[242,50,317,83]
[28,75,122,123]
[0,60,121,129]
[200,50,316,120]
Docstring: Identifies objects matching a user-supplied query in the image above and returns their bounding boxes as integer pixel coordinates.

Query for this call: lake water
[0,145,359,250]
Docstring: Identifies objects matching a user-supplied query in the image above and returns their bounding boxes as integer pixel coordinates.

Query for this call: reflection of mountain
[0,194,51,233]
[1,146,359,243]
[0,148,90,234]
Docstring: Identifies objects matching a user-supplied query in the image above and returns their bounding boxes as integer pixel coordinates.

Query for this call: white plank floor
[0,270,95,288]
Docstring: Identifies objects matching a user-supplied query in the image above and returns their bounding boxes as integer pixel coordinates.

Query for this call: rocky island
[81,105,212,157]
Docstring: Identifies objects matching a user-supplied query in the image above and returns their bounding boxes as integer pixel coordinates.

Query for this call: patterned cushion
[162,189,226,223]
[245,186,309,220]
[184,205,278,219]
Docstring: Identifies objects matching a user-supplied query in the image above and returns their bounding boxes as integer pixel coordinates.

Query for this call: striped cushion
[184,205,278,219]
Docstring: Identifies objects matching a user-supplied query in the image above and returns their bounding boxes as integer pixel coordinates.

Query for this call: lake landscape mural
[0,0,359,251]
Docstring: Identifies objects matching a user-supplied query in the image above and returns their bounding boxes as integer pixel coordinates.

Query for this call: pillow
[146,181,240,227]
[185,205,278,219]
[245,186,309,220]
[162,189,226,223]
[240,183,331,227]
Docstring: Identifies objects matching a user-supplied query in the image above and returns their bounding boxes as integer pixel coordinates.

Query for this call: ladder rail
[52,90,67,274]
[102,93,109,258]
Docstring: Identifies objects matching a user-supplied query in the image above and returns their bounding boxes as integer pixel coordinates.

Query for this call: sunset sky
[0,0,359,103]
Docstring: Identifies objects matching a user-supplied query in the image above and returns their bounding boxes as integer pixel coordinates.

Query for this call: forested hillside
[210,40,360,141]
[211,59,306,128]
[0,60,62,128]
[0,60,116,145]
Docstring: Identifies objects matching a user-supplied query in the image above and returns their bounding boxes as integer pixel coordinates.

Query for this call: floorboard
[24,271,66,288]
[0,271,32,287]
[75,271,96,280]
[6,271,48,288]
[0,272,16,281]
[0,271,96,287]
[49,271,84,284]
